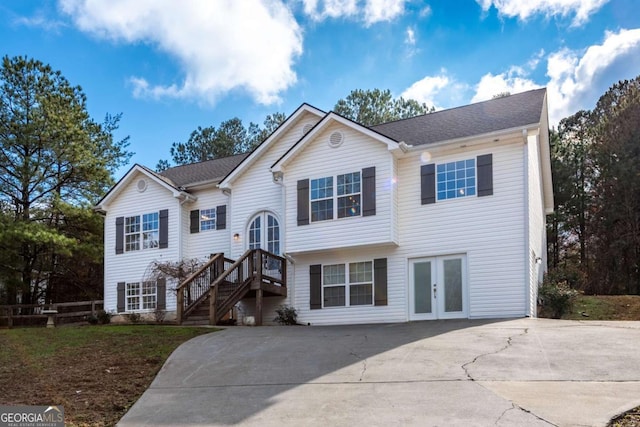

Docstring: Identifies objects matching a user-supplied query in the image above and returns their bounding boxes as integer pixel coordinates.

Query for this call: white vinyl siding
[527,133,546,317]
[398,138,527,318]
[285,123,395,253]
[183,188,230,261]
[103,172,178,314]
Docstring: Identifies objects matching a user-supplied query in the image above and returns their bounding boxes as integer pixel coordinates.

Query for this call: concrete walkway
[118,319,640,427]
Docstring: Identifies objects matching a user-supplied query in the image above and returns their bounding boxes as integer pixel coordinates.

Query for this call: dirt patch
[0,325,214,426]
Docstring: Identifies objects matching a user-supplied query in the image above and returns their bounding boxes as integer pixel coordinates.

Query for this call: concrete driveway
[118,319,640,427]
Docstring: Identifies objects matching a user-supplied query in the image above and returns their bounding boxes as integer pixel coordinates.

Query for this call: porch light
[233,233,240,241]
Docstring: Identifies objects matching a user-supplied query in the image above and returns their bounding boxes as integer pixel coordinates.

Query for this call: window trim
[310,171,362,223]
[436,158,476,201]
[124,212,159,252]
[321,261,374,308]
[125,281,157,312]
[199,208,217,231]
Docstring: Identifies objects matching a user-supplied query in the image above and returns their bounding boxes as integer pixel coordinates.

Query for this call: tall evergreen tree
[0,56,131,304]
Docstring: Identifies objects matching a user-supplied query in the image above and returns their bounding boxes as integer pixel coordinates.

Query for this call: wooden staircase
[176,249,286,326]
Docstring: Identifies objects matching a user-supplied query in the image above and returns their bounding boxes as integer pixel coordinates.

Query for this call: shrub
[539,275,579,319]
[97,310,113,325]
[274,305,298,325]
[88,310,112,325]
[154,308,166,323]
[127,312,142,323]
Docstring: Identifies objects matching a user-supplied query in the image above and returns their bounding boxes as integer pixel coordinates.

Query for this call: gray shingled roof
[371,88,546,146]
[158,153,249,187]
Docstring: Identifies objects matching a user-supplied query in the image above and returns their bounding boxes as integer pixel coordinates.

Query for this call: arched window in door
[247,212,280,255]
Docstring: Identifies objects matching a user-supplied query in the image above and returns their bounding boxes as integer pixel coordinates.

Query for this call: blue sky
[2,0,639,177]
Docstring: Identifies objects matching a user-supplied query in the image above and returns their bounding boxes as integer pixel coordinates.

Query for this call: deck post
[176,289,184,324]
[255,288,263,326]
[209,284,218,326]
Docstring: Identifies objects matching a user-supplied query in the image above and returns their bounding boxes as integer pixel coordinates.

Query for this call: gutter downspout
[522,129,532,317]
[272,171,293,307]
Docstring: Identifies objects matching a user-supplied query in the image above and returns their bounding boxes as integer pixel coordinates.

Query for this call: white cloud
[301,0,406,25]
[477,0,610,26]
[59,0,303,105]
[468,28,640,125]
[13,14,67,32]
[405,27,416,46]
[401,72,451,109]
[471,67,542,103]
[545,28,640,124]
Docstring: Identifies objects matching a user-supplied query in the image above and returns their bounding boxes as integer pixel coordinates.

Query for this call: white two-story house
[94,88,553,325]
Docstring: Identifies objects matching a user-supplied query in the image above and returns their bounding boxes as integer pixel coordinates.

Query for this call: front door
[247,212,280,254]
[409,255,467,320]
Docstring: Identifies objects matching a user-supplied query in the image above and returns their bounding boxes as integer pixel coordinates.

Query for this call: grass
[563,294,640,320]
[0,324,215,426]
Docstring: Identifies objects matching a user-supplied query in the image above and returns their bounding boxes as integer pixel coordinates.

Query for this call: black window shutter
[421,164,436,204]
[297,179,310,226]
[216,205,227,230]
[117,282,126,313]
[362,167,376,216]
[156,278,166,310]
[115,217,124,254]
[310,264,322,310]
[159,209,169,249]
[190,210,200,234]
[374,258,388,306]
[477,154,493,197]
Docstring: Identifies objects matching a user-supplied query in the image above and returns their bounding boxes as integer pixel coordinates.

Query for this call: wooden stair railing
[176,249,287,325]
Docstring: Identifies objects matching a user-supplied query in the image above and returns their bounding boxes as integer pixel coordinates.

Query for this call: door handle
[433,284,437,298]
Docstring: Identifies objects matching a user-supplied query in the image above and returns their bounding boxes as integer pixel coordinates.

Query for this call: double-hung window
[311,177,333,221]
[200,208,216,231]
[126,281,157,311]
[311,171,361,222]
[436,159,476,200]
[337,172,361,218]
[322,261,373,307]
[124,212,159,251]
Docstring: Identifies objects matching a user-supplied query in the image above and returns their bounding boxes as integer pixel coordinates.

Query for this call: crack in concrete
[512,403,558,426]
[494,403,516,426]
[461,328,529,381]
[349,351,367,382]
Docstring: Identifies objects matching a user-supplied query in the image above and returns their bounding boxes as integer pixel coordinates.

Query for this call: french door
[409,255,467,320]
[247,212,280,255]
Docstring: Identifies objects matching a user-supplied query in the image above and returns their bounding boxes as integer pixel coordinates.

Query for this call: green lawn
[0,324,216,426]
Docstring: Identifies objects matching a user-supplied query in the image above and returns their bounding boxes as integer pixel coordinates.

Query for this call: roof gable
[219,103,325,188]
[271,112,401,171]
[94,164,190,211]
[371,88,546,146]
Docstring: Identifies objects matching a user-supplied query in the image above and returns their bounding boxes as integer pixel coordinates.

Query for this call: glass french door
[409,255,467,320]
[247,212,280,255]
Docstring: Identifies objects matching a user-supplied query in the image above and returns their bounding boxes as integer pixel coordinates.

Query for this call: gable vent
[328,131,344,148]
[136,179,147,192]
[302,123,314,135]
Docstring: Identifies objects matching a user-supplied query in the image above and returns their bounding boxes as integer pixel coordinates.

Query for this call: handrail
[177,249,287,325]
[176,253,225,323]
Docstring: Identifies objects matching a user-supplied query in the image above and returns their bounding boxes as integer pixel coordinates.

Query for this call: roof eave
[219,104,325,190]
[271,112,400,171]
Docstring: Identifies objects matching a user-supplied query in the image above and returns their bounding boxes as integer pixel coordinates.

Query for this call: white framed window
[125,212,159,251]
[437,159,476,200]
[200,208,216,231]
[322,261,373,307]
[125,216,140,251]
[310,171,361,222]
[142,213,159,249]
[126,281,157,311]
